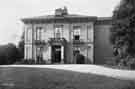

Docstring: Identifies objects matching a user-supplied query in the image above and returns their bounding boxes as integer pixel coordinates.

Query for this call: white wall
[24,24,33,44]
[24,44,32,59]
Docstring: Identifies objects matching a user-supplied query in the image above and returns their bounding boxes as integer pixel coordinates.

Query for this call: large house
[21,7,113,64]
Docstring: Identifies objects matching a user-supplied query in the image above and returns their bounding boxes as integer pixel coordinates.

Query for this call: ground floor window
[36,47,43,61]
[73,47,80,56]
[73,47,85,64]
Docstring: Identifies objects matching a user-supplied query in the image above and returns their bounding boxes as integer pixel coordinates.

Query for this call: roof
[21,14,112,24]
[21,14,97,23]
[97,17,112,21]
[95,17,112,25]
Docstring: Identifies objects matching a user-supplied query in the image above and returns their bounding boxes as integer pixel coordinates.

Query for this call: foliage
[105,56,135,69]
[105,57,120,66]
[0,43,20,64]
[110,0,135,69]
[124,56,135,69]
[110,0,135,58]
[0,31,25,65]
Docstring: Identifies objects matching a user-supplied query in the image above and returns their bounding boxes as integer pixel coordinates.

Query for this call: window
[25,46,28,59]
[54,25,63,38]
[87,25,93,42]
[74,35,80,40]
[73,47,80,56]
[73,26,81,40]
[36,47,43,60]
[26,27,32,43]
[36,27,44,40]
[25,45,32,59]
[28,46,32,59]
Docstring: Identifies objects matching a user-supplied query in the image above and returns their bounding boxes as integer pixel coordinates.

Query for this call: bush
[126,57,135,69]
[105,57,120,66]
[0,43,21,65]
[105,56,135,70]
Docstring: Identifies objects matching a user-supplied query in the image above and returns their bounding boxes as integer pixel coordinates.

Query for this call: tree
[6,43,20,64]
[0,43,19,64]
[110,0,135,58]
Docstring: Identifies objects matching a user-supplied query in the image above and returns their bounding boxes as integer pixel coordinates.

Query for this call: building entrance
[52,45,61,63]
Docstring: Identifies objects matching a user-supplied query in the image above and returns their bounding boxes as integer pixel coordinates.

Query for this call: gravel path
[1,64,135,80]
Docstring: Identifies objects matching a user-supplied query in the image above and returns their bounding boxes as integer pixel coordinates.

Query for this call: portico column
[61,46,64,63]
[48,46,52,64]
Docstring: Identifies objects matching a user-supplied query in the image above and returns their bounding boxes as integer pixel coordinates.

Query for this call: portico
[48,38,66,64]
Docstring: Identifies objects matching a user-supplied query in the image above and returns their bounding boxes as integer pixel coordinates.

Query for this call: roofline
[95,17,112,25]
[21,15,112,24]
[21,16,97,24]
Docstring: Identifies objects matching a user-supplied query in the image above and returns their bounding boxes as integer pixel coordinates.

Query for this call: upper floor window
[36,47,43,60]
[73,47,80,56]
[36,27,44,40]
[73,26,81,40]
[26,27,32,43]
[54,25,63,38]
[87,25,93,42]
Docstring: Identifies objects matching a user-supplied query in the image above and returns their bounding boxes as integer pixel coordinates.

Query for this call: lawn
[0,67,135,89]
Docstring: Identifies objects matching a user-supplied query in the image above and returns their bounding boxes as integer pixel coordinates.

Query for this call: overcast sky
[0,0,120,45]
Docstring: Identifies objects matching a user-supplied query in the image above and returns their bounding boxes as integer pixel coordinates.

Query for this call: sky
[0,0,120,45]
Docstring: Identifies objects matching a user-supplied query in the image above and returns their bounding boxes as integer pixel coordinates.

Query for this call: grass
[0,67,135,89]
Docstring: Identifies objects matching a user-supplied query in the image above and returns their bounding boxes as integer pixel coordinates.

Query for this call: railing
[34,40,46,45]
[72,39,85,44]
[48,38,67,45]
[72,39,93,44]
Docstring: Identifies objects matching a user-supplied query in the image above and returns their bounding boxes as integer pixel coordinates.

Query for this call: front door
[52,45,61,63]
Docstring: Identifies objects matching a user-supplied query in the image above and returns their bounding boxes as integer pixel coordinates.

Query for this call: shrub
[105,57,120,66]
[106,56,135,70]
[126,57,135,69]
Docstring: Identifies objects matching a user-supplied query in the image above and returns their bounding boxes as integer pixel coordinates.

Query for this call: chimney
[55,6,68,16]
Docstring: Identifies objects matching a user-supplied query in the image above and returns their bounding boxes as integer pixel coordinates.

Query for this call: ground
[0,65,135,89]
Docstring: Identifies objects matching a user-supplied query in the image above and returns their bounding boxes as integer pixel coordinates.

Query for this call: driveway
[1,64,135,80]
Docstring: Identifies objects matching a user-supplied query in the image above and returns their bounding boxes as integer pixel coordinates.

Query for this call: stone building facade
[22,7,113,64]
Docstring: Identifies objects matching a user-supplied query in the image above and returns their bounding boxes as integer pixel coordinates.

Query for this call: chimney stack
[55,6,68,16]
